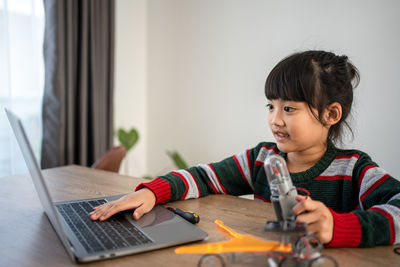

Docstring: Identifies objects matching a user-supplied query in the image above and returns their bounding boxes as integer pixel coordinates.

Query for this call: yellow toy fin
[175,220,281,254]
[214,220,243,239]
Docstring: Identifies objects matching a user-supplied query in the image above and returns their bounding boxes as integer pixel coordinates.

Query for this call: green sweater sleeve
[135,143,268,203]
[327,152,400,247]
[354,153,399,246]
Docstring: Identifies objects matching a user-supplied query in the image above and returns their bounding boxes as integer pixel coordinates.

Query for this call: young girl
[90,50,400,247]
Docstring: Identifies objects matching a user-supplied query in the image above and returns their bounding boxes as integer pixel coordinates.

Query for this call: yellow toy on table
[175,220,291,254]
[175,220,338,267]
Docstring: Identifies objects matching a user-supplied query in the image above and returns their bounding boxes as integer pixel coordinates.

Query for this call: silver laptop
[5,108,207,263]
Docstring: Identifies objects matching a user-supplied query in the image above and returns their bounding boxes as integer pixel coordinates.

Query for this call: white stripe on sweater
[234,150,254,190]
[389,193,400,203]
[174,170,199,199]
[320,156,359,177]
[197,164,225,194]
[255,146,276,163]
[372,204,400,244]
[359,166,388,209]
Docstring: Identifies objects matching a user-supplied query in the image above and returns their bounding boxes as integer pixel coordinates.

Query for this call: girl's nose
[269,110,284,126]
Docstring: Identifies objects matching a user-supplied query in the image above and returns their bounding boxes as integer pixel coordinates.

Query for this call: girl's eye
[266,104,274,110]
[284,106,295,112]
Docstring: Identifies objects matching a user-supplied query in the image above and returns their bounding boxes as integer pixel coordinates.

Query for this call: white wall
[116,0,400,178]
[114,0,147,176]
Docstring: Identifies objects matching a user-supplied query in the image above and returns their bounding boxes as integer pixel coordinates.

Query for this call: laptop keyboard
[56,199,153,253]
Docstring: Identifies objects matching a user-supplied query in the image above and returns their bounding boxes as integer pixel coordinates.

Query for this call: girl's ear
[324,102,342,126]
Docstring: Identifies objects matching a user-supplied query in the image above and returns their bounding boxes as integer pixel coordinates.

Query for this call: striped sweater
[136,142,400,247]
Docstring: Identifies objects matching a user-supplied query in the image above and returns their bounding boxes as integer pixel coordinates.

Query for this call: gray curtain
[41,0,115,169]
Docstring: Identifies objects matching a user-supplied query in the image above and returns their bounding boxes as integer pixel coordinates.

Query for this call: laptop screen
[5,108,76,261]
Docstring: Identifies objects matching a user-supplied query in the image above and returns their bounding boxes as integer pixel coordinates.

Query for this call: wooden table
[0,165,398,266]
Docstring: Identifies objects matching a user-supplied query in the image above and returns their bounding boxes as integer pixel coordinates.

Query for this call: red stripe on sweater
[358,164,376,190]
[135,178,171,204]
[335,154,360,160]
[246,149,253,176]
[208,180,218,194]
[325,209,362,247]
[171,171,189,200]
[370,207,395,244]
[360,174,390,205]
[208,164,228,194]
[233,155,251,187]
[315,175,352,181]
[254,194,270,202]
[255,160,264,166]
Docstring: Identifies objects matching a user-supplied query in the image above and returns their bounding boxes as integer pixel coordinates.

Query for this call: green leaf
[167,150,189,169]
[142,175,154,180]
[117,128,139,152]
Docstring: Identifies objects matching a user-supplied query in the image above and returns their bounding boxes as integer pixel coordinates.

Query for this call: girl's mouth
[273,131,289,142]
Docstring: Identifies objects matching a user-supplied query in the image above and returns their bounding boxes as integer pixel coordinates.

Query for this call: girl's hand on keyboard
[89,188,156,221]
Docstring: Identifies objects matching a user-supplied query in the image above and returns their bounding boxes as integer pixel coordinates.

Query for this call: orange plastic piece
[175,220,291,254]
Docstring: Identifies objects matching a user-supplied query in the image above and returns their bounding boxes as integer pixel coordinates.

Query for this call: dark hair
[265,50,360,144]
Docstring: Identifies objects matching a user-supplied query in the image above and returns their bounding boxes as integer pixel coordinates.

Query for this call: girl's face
[266,99,329,154]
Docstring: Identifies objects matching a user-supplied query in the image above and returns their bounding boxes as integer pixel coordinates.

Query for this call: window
[0,0,44,177]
